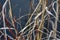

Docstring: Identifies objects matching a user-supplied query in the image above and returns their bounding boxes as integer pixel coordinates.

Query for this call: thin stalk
[25,1,41,26]
[2,0,8,40]
[53,0,58,39]
[39,0,46,40]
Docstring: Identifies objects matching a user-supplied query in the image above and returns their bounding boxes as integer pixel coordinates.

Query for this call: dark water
[0,0,38,39]
[0,0,60,39]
